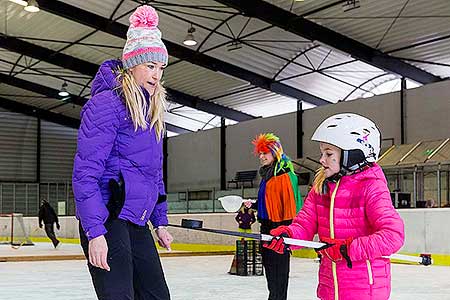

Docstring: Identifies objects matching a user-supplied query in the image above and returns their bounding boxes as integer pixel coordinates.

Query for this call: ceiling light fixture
[342,0,360,12]
[58,82,69,97]
[227,41,242,52]
[8,0,28,6]
[183,25,197,46]
[24,0,40,13]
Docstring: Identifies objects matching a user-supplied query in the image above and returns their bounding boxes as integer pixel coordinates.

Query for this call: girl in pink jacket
[265,113,405,300]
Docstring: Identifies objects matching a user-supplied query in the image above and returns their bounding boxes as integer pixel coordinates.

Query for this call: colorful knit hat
[252,133,294,175]
[252,133,283,161]
[122,5,168,69]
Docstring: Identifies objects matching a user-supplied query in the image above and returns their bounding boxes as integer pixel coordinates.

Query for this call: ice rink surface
[1,251,450,300]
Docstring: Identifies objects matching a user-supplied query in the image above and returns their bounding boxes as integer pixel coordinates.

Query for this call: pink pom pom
[129,5,159,28]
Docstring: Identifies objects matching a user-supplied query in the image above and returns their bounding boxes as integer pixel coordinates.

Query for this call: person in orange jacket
[247,133,303,300]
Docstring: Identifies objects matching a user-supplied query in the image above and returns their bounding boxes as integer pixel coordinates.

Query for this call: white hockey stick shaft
[260,234,430,264]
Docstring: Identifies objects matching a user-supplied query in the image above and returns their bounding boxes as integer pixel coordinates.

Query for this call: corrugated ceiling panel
[206,43,287,78]
[393,42,450,78]
[274,62,311,82]
[307,16,394,50]
[0,50,22,64]
[265,0,343,16]
[322,61,386,90]
[61,0,118,19]
[0,84,60,110]
[305,0,450,59]
[1,4,93,43]
[282,72,354,103]
[378,16,450,52]
[62,32,125,65]
[164,61,249,100]
[17,71,89,97]
[216,87,315,117]
[165,110,215,131]
[51,104,82,120]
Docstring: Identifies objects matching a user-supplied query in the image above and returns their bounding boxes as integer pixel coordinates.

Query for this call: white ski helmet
[311,113,381,170]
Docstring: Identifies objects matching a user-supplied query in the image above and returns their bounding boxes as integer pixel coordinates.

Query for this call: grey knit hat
[122,5,168,69]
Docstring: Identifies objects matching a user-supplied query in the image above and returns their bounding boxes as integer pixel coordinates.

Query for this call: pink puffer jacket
[289,164,404,300]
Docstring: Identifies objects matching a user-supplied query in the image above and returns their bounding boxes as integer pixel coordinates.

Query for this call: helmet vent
[327,124,337,128]
[350,131,360,135]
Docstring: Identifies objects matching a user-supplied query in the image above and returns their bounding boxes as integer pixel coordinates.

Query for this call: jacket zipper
[366,260,374,285]
[329,180,341,300]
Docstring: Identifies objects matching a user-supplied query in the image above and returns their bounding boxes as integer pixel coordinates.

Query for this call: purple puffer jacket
[72,59,167,241]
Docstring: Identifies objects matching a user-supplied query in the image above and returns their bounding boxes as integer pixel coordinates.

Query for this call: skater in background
[38,199,61,249]
[246,133,303,300]
[72,5,171,300]
[235,204,256,233]
[265,113,405,300]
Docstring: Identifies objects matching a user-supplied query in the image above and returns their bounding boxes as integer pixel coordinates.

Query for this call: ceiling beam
[0,72,85,106]
[0,96,81,129]
[36,0,332,106]
[215,0,441,84]
[0,73,192,134]
[0,34,255,122]
[165,123,192,134]
[0,95,193,134]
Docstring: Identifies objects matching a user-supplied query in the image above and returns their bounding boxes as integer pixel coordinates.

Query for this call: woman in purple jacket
[72,5,171,300]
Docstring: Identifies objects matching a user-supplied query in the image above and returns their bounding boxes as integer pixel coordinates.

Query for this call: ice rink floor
[1,249,450,300]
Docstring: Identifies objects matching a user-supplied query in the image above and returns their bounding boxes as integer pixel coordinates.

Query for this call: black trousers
[44,223,59,247]
[79,219,170,300]
[261,247,290,300]
[260,221,291,300]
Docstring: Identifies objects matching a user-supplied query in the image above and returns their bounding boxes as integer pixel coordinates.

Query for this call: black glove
[56,223,60,230]
[157,194,167,204]
[107,176,125,220]
[39,223,43,228]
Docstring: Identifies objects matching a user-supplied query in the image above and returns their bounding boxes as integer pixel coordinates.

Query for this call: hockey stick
[168,219,432,266]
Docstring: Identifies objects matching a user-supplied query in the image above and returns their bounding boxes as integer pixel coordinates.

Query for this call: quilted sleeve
[349,179,405,261]
[72,91,120,240]
[288,189,319,242]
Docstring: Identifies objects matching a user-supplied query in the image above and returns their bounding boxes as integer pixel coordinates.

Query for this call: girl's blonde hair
[313,166,326,194]
[119,69,166,140]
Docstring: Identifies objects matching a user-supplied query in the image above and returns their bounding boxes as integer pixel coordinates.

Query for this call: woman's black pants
[80,219,170,300]
[260,222,291,300]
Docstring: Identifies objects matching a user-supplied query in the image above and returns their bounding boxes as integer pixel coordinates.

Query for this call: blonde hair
[119,70,166,140]
[313,166,326,194]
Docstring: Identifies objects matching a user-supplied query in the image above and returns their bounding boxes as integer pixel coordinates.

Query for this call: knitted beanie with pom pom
[122,5,168,69]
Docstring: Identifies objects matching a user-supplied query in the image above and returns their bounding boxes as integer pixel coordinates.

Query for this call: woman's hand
[243,200,253,208]
[88,235,110,271]
[155,227,173,251]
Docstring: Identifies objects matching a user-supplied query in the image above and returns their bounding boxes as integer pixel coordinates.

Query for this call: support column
[36,117,41,183]
[437,164,441,207]
[400,78,406,144]
[220,117,226,190]
[297,100,303,158]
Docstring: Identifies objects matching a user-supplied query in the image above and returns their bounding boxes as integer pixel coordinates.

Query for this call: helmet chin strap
[322,149,371,194]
